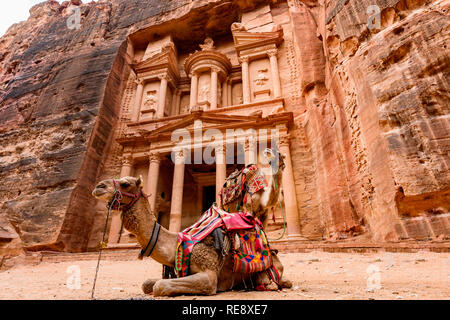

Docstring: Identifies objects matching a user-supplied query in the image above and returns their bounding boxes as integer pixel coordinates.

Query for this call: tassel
[234,234,240,250]
[256,237,262,252]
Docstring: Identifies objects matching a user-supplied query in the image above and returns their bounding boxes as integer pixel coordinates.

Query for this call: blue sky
[0,0,49,36]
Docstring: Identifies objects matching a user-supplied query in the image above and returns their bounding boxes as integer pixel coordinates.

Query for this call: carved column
[147,152,161,214]
[210,67,219,110]
[131,79,144,122]
[175,90,182,115]
[222,80,228,107]
[120,154,133,177]
[244,136,257,166]
[268,49,282,98]
[215,144,227,204]
[169,149,186,232]
[170,89,179,116]
[189,71,198,110]
[239,56,251,104]
[157,74,168,118]
[278,135,302,239]
[227,79,233,106]
[109,154,133,244]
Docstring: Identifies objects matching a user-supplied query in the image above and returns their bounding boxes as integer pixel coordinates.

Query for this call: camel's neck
[123,197,177,267]
[263,165,283,206]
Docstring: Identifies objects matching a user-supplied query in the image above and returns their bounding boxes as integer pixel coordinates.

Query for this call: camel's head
[92,176,143,205]
[263,148,286,173]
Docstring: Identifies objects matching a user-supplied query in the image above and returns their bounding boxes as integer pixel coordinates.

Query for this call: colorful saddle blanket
[219,164,268,208]
[175,205,273,278]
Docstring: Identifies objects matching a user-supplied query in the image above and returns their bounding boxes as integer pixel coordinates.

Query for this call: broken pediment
[132,42,179,80]
[231,24,283,57]
[147,111,263,138]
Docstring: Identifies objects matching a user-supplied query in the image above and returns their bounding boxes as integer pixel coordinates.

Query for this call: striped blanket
[175,205,274,278]
[175,207,223,277]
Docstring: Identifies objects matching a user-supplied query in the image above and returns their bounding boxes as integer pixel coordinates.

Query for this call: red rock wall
[288,0,449,241]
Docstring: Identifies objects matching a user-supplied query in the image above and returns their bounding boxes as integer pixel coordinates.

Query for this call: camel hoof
[142,279,158,294]
[281,279,293,289]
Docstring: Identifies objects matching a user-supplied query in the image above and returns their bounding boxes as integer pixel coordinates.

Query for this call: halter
[107,179,160,261]
[107,179,147,212]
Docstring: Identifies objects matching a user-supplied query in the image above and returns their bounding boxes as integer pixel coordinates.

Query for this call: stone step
[22,240,450,265]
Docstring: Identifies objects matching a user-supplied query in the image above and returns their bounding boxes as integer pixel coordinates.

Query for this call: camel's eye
[97,183,106,189]
[120,182,131,188]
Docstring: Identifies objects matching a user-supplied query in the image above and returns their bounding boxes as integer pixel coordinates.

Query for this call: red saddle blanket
[175,206,273,278]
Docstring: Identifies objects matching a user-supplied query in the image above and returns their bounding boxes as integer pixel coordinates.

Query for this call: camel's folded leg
[153,270,218,297]
[255,253,292,290]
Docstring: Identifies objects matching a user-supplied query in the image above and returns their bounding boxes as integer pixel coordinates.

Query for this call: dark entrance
[202,185,216,212]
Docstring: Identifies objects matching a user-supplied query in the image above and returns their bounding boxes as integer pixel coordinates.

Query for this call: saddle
[173,205,280,287]
[219,164,268,209]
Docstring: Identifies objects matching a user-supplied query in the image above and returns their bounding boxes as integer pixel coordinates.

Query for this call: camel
[92,149,291,296]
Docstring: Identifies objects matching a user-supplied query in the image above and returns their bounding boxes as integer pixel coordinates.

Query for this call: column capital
[135,78,144,86]
[122,153,134,166]
[189,70,199,78]
[215,143,226,154]
[211,66,221,74]
[174,149,187,163]
[158,73,169,81]
[238,56,250,64]
[148,151,162,163]
[244,136,257,151]
[267,49,278,58]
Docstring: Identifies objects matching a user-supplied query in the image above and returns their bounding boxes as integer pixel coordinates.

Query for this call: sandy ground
[0,251,449,300]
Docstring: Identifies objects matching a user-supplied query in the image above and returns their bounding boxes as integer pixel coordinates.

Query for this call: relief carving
[142,90,158,116]
[198,85,210,102]
[254,69,269,87]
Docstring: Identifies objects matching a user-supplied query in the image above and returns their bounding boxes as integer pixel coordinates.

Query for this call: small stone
[293,286,299,291]
[396,296,403,299]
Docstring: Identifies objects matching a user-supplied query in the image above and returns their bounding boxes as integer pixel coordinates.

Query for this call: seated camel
[92,150,291,296]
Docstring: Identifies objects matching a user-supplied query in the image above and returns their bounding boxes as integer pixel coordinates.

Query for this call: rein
[90,180,150,299]
[265,157,287,242]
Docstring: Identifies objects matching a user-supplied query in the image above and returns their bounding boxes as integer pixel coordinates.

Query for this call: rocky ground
[0,251,448,300]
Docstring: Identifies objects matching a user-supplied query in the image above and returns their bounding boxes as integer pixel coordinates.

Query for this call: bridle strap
[108,179,148,212]
[139,222,161,259]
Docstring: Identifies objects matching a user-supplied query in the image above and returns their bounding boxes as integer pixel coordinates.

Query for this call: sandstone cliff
[0,0,448,268]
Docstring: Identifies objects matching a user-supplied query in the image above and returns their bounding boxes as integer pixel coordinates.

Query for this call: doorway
[202,185,216,212]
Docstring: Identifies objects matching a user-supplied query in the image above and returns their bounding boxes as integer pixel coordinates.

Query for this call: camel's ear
[136,175,143,188]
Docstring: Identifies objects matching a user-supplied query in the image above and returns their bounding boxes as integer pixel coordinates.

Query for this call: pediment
[132,45,179,78]
[232,29,283,52]
[147,111,263,138]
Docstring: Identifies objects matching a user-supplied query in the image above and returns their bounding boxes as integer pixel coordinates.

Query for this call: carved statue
[254,69,269,87]
[142,90,158,111]
[199,37,215,51]
[198,85,210,102]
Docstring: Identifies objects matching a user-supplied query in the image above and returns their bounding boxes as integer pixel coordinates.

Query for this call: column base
[287,234,308,241]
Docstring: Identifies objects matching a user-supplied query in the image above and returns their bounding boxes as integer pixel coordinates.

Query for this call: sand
[0,251,449,300]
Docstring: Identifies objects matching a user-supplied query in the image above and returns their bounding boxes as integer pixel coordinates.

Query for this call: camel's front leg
[153,271,218,297]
